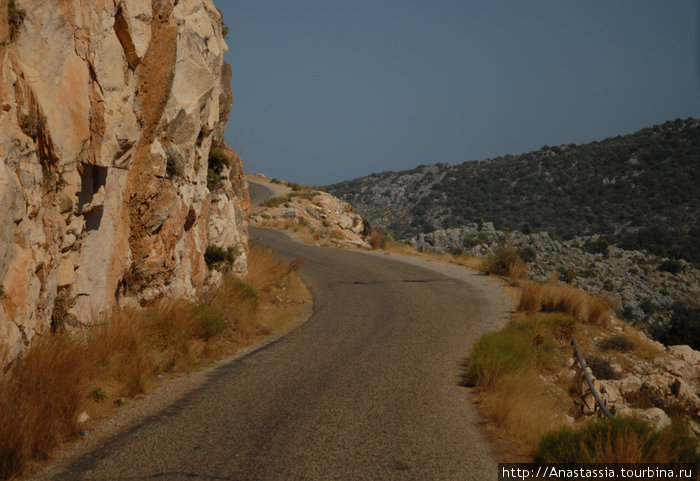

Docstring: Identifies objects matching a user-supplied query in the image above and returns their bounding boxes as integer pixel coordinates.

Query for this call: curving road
[248,179,290,206]
[46,224,511,480]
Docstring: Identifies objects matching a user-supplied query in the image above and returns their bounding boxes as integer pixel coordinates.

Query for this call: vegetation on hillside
[327,118,700,263]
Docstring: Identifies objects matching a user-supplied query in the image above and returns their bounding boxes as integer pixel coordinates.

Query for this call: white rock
[668,345,700,365]
[616,406,672,431]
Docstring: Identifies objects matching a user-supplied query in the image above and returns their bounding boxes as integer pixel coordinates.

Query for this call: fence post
[572,337,612,418]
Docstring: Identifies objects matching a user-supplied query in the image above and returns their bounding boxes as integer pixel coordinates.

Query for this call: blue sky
[219,1,700,186]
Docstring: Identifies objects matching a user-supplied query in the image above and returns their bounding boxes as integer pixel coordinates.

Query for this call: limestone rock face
[0,0,248,359]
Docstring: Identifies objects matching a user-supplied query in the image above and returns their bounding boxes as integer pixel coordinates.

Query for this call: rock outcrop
[0,0,248,359]
[249,176,371,249]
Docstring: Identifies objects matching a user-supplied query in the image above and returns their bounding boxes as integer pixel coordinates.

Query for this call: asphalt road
[248,179,290,206]
[48,227,510,480]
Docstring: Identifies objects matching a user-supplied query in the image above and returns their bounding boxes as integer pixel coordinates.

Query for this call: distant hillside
[326,118,700,263]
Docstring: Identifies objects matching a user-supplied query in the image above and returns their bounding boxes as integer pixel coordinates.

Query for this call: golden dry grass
[476,371,569,451]
[0,245,309,479]
[517,281,611,325]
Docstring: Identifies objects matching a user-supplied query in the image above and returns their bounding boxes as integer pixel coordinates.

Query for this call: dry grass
[517,280,611,325]
[0,335,88,478]
[0,245,309,479]
[476,371,569,450]
[479,248,527,281]
[537,417,699,463]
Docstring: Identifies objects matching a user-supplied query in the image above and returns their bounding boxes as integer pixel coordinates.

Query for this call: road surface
[248,179,290,206]
[46,226,511,480]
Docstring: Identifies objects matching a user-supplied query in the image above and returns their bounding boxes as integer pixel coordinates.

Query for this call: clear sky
[219,1,700,186]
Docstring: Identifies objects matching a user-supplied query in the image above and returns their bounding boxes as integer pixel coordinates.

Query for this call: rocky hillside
[0,0,248,359]
[413,224,699,336]
[249,177,371,249]
[327,118,700,263]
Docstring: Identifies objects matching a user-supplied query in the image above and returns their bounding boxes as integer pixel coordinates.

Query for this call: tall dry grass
[0,334,88,478]
[477,372,568,449]
[479,248,527,281]
[0,245,304,479]
[517,280,611,325]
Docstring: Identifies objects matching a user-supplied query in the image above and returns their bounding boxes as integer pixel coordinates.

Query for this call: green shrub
[207,148,231,190]
[193,303,226,340]
[518,246,537,263]
[234,281,258,303]
[537,417,699,463]
[584,238,609,257]
[598,335,634,352]
[651,302,700,350]
[204,244,239,270]
[462,318,557,387]
[585,355,618,380]
[462,236,480,249]
[657,259,682,274]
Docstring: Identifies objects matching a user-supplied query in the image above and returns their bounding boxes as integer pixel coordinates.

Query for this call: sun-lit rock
[0,0,248,360]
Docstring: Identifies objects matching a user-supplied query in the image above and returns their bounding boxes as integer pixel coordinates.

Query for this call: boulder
[616,406,672,431]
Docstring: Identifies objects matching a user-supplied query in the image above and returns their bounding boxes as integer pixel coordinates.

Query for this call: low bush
[598,335,634,352]
[204,244,239,270]
[462,315,571,387]
[650,302,700,350]
[657,259,683,274]
[207,147,231,190]
[479,247,527,279]
[518,246,537,263]
[585,355,618,380]
[368,229,391,250]
[537,417,699,463]
[193,303,227,340]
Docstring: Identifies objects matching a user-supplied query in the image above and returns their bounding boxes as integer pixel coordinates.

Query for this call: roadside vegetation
[463,262,699,462]
[249,176,700,463]
[0,246,309,480]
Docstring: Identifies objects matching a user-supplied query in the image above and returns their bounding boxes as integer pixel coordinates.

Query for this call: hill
[326,118,700,262]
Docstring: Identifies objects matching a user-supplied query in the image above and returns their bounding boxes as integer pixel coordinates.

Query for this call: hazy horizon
[220,1,700,186]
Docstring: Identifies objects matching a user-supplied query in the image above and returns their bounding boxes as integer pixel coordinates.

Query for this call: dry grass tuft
[537,417,699,463]
[517,281,611,325]
[0,334,88,478]
[479,248,527,280]
[0,245,308,479]
[478,371,568,449]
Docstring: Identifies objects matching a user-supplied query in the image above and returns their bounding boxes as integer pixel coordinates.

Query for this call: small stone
[77,411,90,423]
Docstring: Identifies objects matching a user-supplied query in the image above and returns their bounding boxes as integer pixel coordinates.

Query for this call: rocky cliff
[0,0,248,359]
